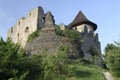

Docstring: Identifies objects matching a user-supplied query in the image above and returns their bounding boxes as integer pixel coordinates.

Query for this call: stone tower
[68,11,101,61]
[45,11,55,27]
[7,7,45,47]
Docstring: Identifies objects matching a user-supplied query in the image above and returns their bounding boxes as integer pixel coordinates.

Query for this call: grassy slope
[56,63,106,80]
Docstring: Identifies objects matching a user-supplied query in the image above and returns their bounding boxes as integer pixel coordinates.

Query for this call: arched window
[25,27,29,33]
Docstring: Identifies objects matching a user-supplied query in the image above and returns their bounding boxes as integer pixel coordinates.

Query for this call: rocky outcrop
[25,30,83,58]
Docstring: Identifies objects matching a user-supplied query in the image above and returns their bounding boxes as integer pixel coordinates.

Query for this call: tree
[104,42,120,77]
[0,38,43,80]
[42,45,69,80]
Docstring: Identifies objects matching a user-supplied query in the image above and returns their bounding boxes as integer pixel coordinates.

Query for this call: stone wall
[25,30,83,58]
[80,26,102,66]
[7,7,44,47]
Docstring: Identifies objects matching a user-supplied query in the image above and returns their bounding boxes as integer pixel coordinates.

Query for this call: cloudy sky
[0,0,120,53]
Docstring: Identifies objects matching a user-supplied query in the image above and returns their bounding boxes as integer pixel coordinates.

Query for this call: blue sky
[0,0,120,53]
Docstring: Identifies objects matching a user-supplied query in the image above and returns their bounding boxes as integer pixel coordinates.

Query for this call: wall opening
[41,17,45,23]
[18,33,19,37]
[19,22,20,26]
[11,27,13,33]
[75,27,77,30]
[25,27,29,33]
[29,12,31,16]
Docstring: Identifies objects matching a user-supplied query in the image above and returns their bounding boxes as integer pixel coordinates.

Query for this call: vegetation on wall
[27,30,41,42]
[88,46,100,64]
[55,26,83,43]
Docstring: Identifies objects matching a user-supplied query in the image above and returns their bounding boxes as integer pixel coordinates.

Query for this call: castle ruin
[7,7,101,64]
[7,7,55,47]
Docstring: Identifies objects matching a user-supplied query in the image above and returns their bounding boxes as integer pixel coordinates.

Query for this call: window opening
[11,27,13,33]
[25,27,29,33]
[19,22,20,26]
[18,33,19,37]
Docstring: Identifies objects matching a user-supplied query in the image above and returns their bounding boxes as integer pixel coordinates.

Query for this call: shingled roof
[68,11,97,31]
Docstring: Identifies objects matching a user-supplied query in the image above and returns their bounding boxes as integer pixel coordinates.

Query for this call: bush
[55,26,64,36]
[105,42,120,77]
[0,38,43,80]
[42,45,69,80]
[27,30,41,42]
[55,26,82,42]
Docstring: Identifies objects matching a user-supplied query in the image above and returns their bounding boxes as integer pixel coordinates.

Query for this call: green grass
[55,63,106,80]
[113,77,120,80]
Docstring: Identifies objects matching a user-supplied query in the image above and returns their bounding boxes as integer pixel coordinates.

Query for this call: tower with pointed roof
[68,11,102,65]
[69,11,97,32]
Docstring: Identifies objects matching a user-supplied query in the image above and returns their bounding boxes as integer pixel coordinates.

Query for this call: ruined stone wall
[7,7,44,47]
[25,31,83,58]
[81,32,101,59]
[79,27,102,66]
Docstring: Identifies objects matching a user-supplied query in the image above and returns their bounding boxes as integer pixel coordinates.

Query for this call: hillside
[25,29,83,59]
[24,29,106,80]
[0,37,106,80]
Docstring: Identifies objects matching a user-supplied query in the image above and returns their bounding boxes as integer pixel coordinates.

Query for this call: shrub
[105,42,120,77]
[55,26,64,36]
[42,45,69,80]
[27,30,41,42]
[0,38,43,80]
[55,26,82,43]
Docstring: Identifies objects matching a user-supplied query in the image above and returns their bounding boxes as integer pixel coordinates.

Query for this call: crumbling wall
[7,7,44,47]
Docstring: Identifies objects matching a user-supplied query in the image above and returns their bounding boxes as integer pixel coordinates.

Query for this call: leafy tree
[88,46,100,64]
[42,45,69,80]
[104,42,120,77]
[0,38,43,80]
[55,26,83,43]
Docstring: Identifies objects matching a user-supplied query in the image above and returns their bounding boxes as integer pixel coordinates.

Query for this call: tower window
[75,27,77,30]
[25,27,29,33]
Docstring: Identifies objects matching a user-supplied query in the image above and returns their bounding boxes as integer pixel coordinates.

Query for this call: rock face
[25,30,83,58]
